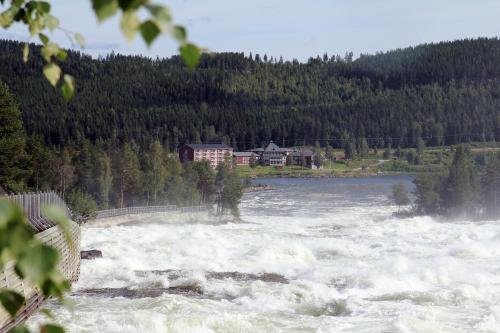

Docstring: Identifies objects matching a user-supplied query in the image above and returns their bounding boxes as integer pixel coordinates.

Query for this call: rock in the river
[78,286,204,299]
[81,250,102,260]
[135,269,289,284]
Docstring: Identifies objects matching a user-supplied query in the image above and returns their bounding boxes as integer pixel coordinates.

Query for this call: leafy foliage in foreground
[0,0,200,99]
[0,200,71,333]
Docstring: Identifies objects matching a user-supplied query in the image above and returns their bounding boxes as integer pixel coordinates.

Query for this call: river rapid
[30,176,500,333]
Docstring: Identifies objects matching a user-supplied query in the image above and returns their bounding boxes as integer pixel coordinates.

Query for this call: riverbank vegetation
[391,145,500,219]
[235,142,499,178]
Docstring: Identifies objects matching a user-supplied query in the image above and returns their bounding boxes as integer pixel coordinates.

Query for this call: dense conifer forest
[1,37,499,151]
[1,37,499,217]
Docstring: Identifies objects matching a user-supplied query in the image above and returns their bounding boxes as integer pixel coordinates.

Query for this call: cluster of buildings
[179,141,317,169]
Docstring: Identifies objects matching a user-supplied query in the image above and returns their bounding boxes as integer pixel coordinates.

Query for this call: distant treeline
[0,38,499,152]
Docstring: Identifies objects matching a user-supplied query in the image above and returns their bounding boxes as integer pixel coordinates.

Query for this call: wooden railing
[95,204,209,219]
[0,192,80,333]
[6,192,71,233]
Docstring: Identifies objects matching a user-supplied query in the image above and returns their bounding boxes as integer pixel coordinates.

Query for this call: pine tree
[416,137,425,156]
[96,152,113,209]
[192,160,215,204]
[0,81,29,192]
[26,135,56,191]
[164,155,184,206]
[443,145,476,215]
[481,152,500,217]
[413,175,443,214]
[76,140,95,194]
[391,182,410,212]
[115,143,141,208]
[383,145,392,159]
[215,164,243,217]
[325,145,334,161]
[143,139,167,205]
[181,162,200,206]
[344,140,356,160]
[55,147,75,199]
[360,138,369,158]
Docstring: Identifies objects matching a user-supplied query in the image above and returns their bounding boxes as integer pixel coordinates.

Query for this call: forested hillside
[1,37,499,151]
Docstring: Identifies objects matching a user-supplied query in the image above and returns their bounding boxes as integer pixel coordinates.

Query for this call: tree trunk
[120,188,124,208]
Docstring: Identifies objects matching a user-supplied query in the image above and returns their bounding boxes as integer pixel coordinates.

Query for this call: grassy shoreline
[236,143,500,179]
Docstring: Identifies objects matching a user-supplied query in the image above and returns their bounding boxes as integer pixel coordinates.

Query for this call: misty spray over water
[30,176,500,333]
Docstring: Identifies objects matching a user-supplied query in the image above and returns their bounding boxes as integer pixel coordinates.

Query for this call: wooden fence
[6,192,72,233]
[95,204,209,219]
[0,192,80,333]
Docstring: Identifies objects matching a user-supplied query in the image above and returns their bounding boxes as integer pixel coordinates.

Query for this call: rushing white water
[29,176,500,333]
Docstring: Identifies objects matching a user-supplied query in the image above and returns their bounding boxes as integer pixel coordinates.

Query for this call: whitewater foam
[28,176,500,332]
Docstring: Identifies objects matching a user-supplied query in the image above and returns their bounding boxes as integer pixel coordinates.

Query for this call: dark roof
[264,141,281,152]
[183,143,232,150]
[249,148,264,152]
[233,152,256,157]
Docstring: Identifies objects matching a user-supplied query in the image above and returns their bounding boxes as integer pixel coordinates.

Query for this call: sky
[2,0,500,61]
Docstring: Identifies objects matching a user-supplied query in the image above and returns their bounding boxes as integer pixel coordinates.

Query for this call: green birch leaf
[0,290,25,317]
[40,308,55,320]
[74,33,85,48]
[22,43,29,63]
[39,32,49,45]
[12,0,24,7]
[46,14,59,31]
[60,75,75,101]
[0,199,14,228]
[139,20,160,46]
[0,7,18,28]
[16,244,59,285]
[43,63,61,86]
[43,205,73,247]
[41,324,65,333]
[145,4,171,23]
[180,43,201,70]
[41,43,59,61]
[92,0,118,22]
[118,0,142,11]
[56,49,67,61]
[36,1,51,13]
[172,25,186,42]
[120,11,139,41]
[9,326,30,333]
[28,17,44,35]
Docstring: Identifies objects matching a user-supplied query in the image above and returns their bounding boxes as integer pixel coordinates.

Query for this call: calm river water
[30,176,500,332]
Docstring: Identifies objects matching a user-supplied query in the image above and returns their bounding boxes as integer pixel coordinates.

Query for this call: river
[29,176,500,332]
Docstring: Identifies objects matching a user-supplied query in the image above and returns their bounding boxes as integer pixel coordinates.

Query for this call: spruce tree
[143,139,167,205]
[391,182,410,212]
[96,152,113,209]
[344,140,356,160]
[360,138,369,158]
[443,145,476,215]
[481,152,500,217]
[0,81,29,192]
[115,143,141,208]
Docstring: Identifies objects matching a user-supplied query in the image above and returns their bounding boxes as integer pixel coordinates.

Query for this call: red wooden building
[232,152,257,166]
